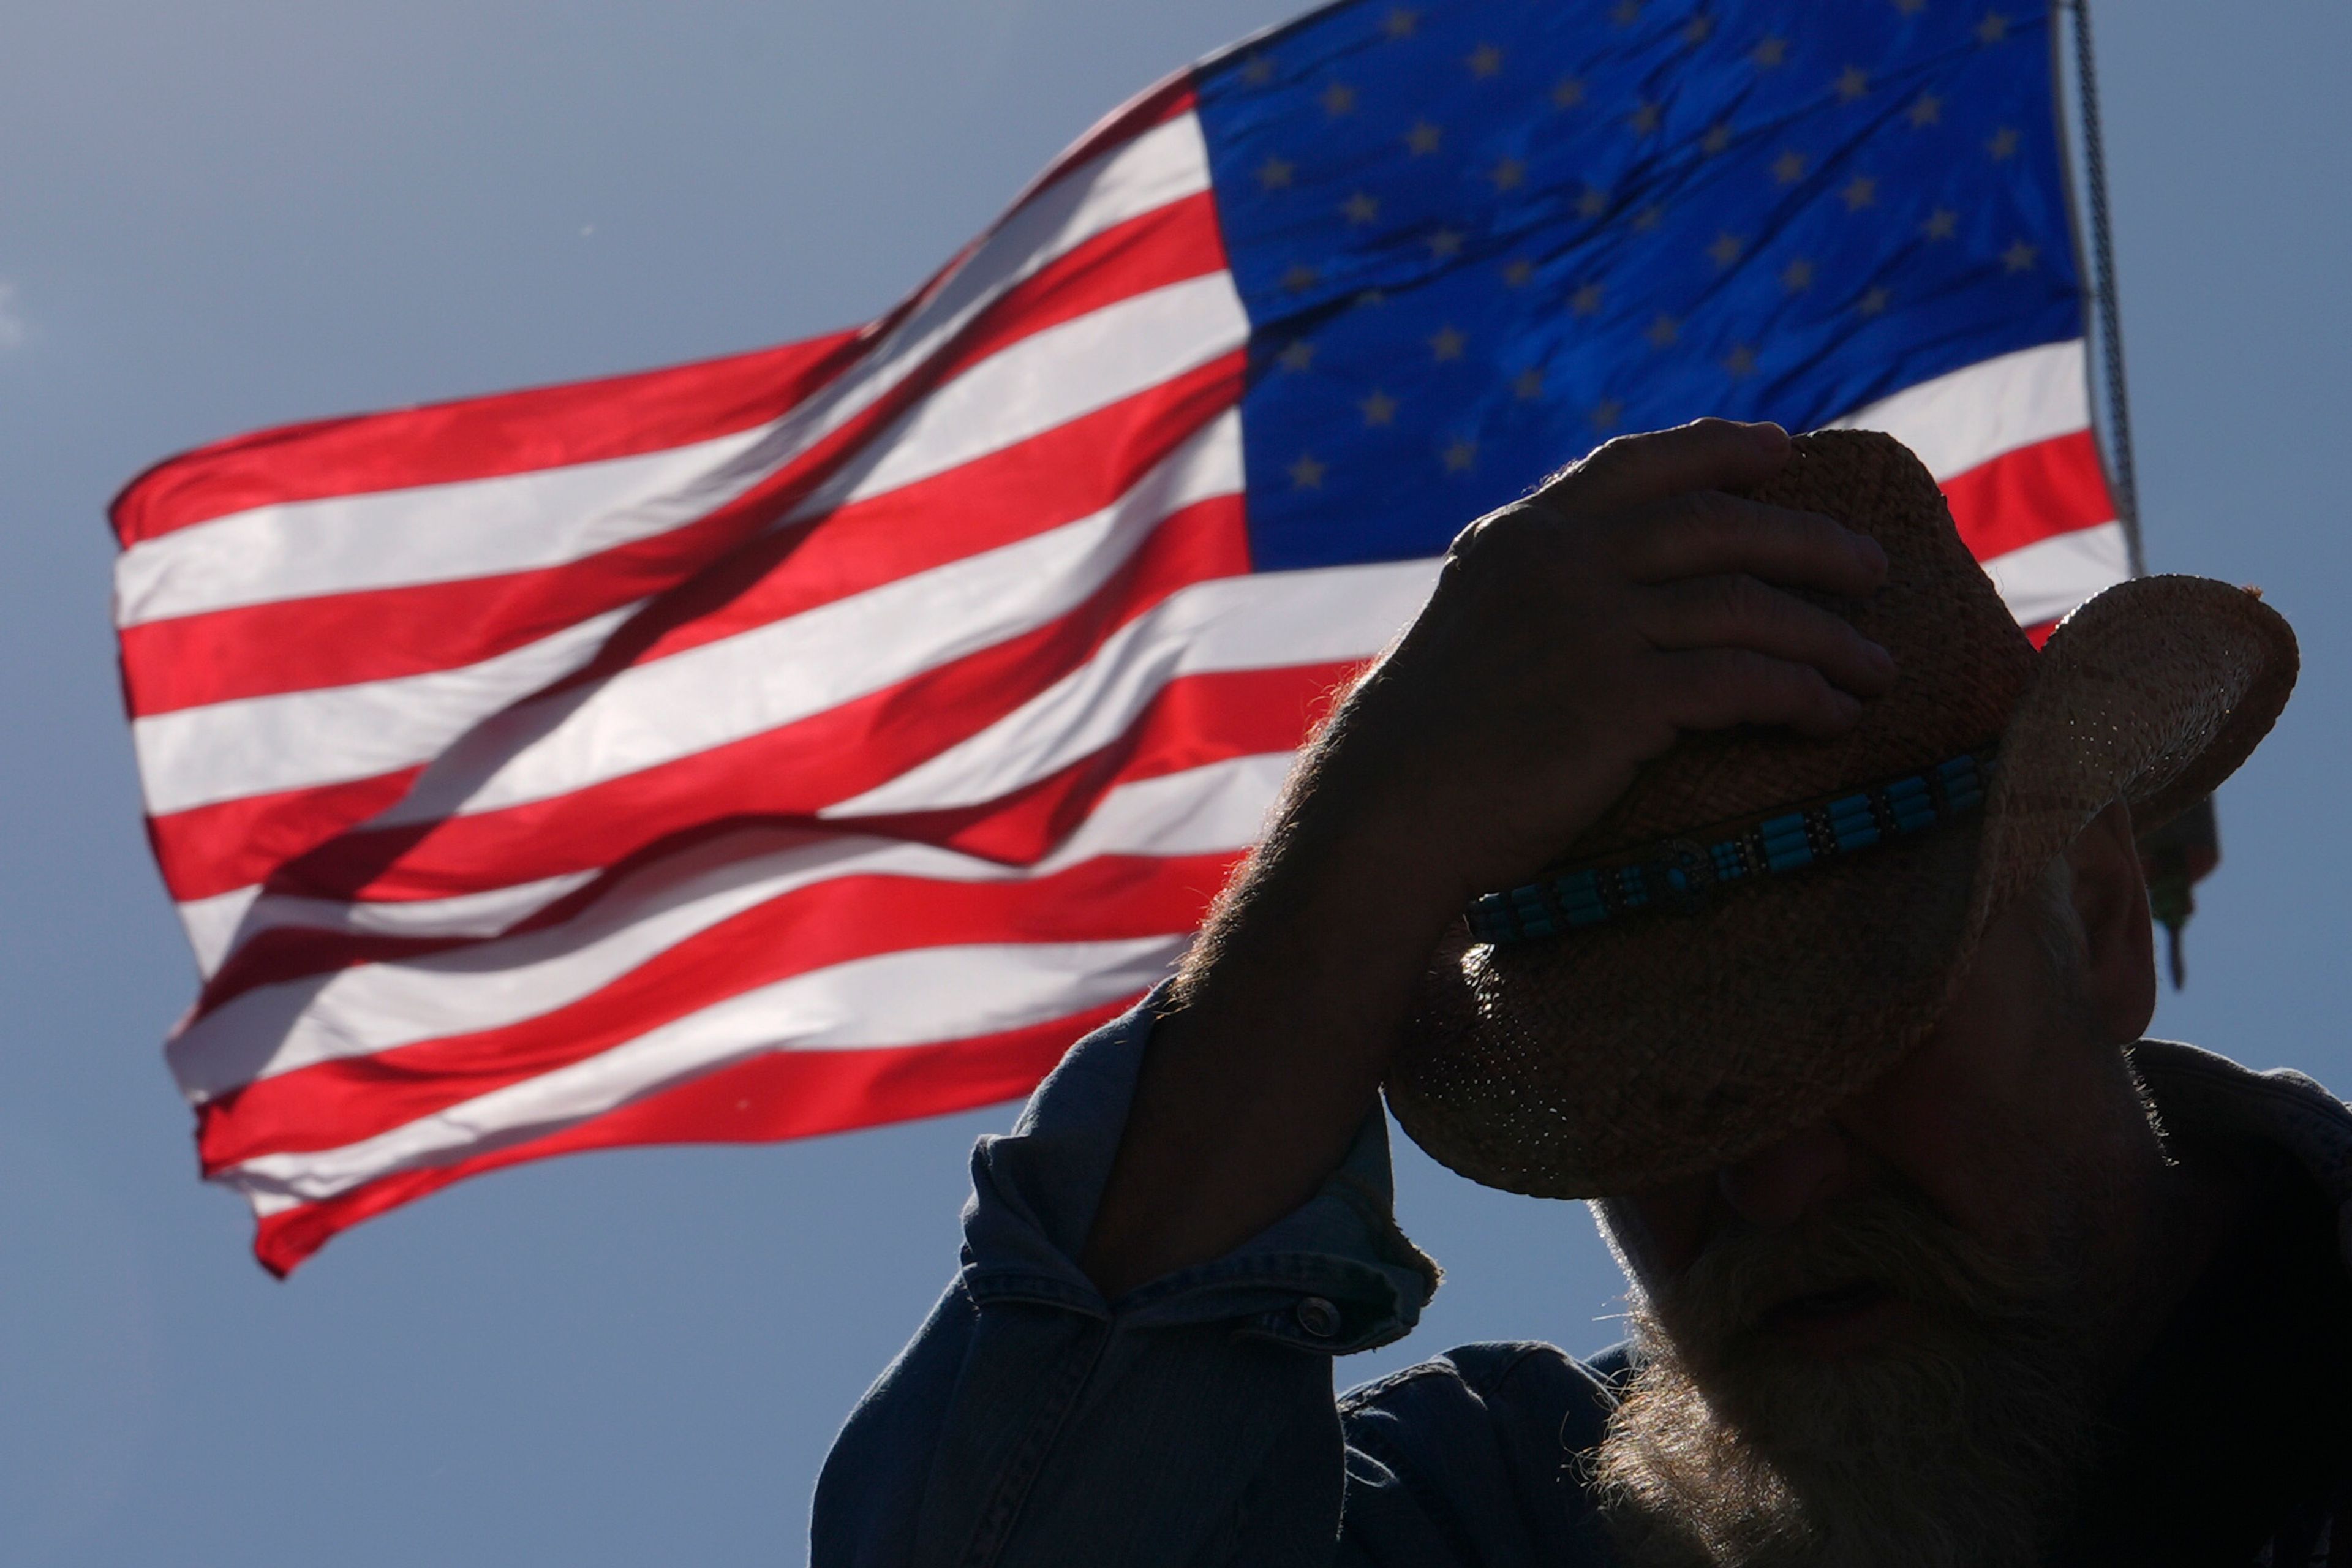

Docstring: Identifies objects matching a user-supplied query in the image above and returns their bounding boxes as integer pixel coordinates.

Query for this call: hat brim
[1965,575,2297,944]
[1385,575,2298,1199]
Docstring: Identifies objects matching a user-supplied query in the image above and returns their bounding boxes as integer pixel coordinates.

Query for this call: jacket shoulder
[1332,1343,1625,1565]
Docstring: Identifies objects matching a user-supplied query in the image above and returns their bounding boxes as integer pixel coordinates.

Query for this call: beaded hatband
[1464,748,1994,946]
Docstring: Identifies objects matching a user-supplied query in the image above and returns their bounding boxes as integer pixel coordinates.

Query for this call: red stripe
[198,852,1229,1167]
[121,195,1232,716]
[111,330,865,546]
[246,1001,1128,1276]
[850,662,1352,867]
[149,769,422,905]
[886,190,1224,413]
[1942,429,2114,565]
[260,494,1253,907]
[199,659,1344,1006]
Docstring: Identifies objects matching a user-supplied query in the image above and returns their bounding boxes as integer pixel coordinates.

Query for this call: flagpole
[2059,0,2211,987]
[2062,0,2144,576]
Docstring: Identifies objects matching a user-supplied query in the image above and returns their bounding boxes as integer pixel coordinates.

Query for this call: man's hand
[1080,420,1891,1298]
[1314,417,1892,907]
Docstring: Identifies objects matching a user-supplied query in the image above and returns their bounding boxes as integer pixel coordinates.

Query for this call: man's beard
[1589,1186,2105,1568]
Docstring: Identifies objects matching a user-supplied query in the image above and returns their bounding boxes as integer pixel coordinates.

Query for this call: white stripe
[789,271,1246,517]
[225,935,1186,1212]
[1980,519,2130,627]
[1828,340,2089,481]
[114,431,772,630]
[179,886,263,979]
[829,557,1438,819]
[377,403,1243,826]
[167,752,1290,1099]
[133,603,640,817]
[115,114,1213,628]
[184,871,606,983]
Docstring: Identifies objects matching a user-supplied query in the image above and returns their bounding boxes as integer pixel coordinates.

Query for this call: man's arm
[1082,418,1892,1295]
[813,995,1433,1567]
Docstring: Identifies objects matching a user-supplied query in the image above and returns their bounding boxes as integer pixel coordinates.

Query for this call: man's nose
[1716,1120,1853,1229]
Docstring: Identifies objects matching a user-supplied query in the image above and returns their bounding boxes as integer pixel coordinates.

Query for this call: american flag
[113,0,2125,1272]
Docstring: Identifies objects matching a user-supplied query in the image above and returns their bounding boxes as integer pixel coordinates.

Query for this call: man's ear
[2067,799,2157,1044]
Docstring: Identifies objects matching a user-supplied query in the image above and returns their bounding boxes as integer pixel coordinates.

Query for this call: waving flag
[113,0,2127,1272]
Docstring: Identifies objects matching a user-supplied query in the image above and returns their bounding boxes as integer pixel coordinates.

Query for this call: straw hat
[1385,428,2297,1199]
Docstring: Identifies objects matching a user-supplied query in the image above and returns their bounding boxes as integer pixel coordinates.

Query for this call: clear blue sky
[4,2,2348,1561]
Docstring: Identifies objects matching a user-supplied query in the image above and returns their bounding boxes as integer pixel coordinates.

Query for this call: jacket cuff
[957,984,1440,1354]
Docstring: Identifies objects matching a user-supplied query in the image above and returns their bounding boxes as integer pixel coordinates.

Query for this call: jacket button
[1295,1297,1342,1339]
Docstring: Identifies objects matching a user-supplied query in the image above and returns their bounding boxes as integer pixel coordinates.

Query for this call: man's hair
[2026,853,2087,990]
[2026,835,2171,1145]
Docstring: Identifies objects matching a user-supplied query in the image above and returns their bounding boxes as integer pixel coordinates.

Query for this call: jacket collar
[2133,1039,2352,1267]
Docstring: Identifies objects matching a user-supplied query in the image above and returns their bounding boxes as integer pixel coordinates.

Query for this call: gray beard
[1588,1191,2106,1568]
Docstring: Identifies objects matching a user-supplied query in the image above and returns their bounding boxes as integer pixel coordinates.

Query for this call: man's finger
[1612,491,1888,596]
[1536,418,1791,514]
[1634,575,1896,698]
[1649,648,1866,740]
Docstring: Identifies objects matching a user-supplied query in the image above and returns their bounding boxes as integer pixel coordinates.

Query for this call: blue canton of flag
[1197,0,2101,583]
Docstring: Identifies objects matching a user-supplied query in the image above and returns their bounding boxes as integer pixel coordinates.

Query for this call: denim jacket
[812,990,2352,1567]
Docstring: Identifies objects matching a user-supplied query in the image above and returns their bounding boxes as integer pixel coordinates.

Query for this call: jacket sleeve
[811,986,1442,1568]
